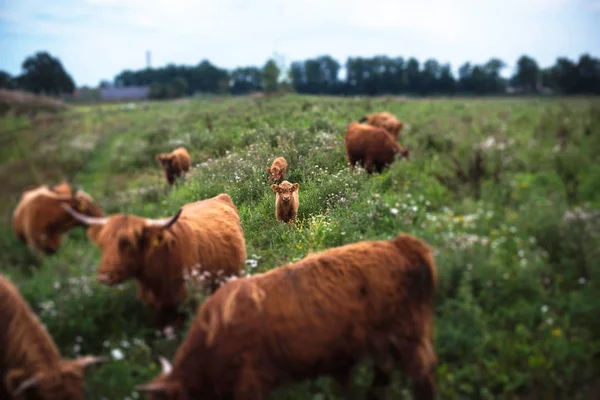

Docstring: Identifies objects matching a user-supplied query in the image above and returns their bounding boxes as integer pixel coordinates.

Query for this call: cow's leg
[234,362,269,400]
[390,336,437,400]
[366,365,392,400]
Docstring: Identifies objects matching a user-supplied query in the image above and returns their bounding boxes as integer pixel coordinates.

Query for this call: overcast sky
[1,0,599,87]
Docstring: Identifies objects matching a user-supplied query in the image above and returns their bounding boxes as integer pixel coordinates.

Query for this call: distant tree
[98,80,112,88]
[0,71,14,89]
[16,51,76,95]
[438,64,457,94]
[169,76,188,98]
[576,53,600,94]
[230,67,262,94]
[512,55,540,92]
[262,59,280,93]
[149,82,167,99]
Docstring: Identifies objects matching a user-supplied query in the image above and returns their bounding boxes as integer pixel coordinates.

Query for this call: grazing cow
[271,180,299,224]
[266,157,288,183]
[345,122,410,174]
[136,233,438,400]
[359,111,404,139]
[156,147,191,185]
[63,194,247,329]
[12,182,105,255]
[0,274,107,399]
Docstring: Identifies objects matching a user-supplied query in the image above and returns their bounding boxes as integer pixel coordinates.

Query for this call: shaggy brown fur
[0,274,106,399]
[12,182,105,255]
[136,233,438,400]
[266,157,288,183]
[64,194,247,329]
[359,111,404,139]
[156,147,191,185]
[345,122,410,174]
[271,180,299,224]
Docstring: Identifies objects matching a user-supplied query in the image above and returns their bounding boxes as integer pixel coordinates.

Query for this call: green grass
[1,94,599,399]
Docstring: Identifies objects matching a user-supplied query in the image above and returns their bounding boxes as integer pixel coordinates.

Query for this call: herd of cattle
[2,112,436,399]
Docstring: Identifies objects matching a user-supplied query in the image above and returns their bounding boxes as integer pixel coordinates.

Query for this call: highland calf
[0,274,107,399]
[137,233,438,400]
[359,111,404,139]
[63,193,247,329]
[12,182,105,255]
[271,180,299,223]
[156,146,191,185]
[345,122,410,174]
[266,156,288,183]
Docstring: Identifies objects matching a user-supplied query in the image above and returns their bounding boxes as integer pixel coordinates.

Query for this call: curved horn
[159,356,173,374]
[136,383,168,393]
[12,375,40,396]
[146,208,183,230]
[61,203,109,226]
[77,355,109,369]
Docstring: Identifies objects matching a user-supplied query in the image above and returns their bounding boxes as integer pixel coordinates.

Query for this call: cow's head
[6,355,107,400]
[266,166,282,182]
[62,205,183,285]
[136,357,184,399]
[271,181,299,204]
[382,118,403,139]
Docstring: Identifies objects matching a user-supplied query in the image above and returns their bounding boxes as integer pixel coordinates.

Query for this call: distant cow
[156,147,191,185]
[359,111,404,139]
[345,122,409,174]
[266,156,288,183]
[271,180,299,224]
[136,233,438,400]
[12,182,105,255]
[0,274,107,399]
[63,193,247,328]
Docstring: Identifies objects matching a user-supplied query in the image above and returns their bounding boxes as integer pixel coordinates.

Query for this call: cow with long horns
[63,193,247,328]
[12,182,105,255]
[0,273,107,399]
[136,233,438,400]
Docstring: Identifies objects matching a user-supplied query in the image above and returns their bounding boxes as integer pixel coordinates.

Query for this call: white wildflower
[111,349,124,360]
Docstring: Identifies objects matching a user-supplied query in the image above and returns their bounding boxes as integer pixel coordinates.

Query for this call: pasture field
[1,94,599,399]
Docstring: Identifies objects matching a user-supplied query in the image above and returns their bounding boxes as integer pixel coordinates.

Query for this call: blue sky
[1,0,599,87]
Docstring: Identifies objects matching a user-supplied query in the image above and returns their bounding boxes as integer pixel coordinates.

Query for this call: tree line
[1,51,599,98]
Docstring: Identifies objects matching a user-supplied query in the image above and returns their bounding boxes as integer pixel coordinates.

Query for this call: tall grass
[0,95,598,399]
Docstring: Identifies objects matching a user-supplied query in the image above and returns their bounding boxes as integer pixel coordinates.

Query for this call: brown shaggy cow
[345,122,410,174]
[12,182,105,255]
[0,274,107,399]
[271,180,299,224]
[265,157,288,183]
[359,111,404,139]
[156,146,191,185]
[136,233,438,400]
[63,193,247,329]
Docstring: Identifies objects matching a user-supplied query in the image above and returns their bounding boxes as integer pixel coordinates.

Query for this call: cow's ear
[271,184,278,193]
[292,183,299,191]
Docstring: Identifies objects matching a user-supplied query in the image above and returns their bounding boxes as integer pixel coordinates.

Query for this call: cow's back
[180,194,246,276]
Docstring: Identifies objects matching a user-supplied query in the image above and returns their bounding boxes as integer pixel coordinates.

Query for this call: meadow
[1,94,599,399]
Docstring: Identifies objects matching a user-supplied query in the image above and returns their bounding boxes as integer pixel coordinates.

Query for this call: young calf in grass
[271,180,299,223]
[156,146,191,185]
[266,156,288,183]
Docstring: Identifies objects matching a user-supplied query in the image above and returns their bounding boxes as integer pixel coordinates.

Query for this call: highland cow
[63,193,247,329]
[0,274,107,399]
[156,146,191,185]
[359,111,404,139]
[345,122,410,174]
[266,156,288,183]
[271,180,299,223]
[12,182,105,255]
[136,233,438,400]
